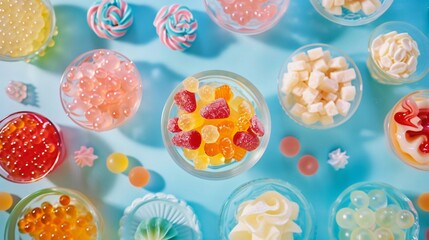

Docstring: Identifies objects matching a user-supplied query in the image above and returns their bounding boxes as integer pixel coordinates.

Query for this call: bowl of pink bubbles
[204,0,290,35]
[60,49,143,131]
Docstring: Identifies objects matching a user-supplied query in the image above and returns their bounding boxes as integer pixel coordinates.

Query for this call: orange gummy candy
[215,85,233,101]
[233,146,247,161]
[217,120,235,137]
[204,143,220,156]
[220,137,235,160]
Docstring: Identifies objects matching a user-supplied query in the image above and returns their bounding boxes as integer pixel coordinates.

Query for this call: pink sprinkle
[298,155,319,176]
[280,136,300,157]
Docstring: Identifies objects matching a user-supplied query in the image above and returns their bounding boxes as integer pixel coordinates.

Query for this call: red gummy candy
[172,130,202,150]
[249,115,264,137]
[233,131,260,151]
[167,118,181,133]
[200,98,230,119]
[174,90,196,113]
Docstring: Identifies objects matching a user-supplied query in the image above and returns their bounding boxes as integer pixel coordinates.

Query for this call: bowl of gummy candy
[161,70,271,180]
[5,187,104,240]
[60,49,143,131]
[204,0,290,35]
[278,43,363,129]
[328,182,419,240]
[310,0,393,26]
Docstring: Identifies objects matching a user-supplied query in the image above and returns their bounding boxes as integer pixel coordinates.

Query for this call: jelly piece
[375,207,396,227]
[298,155,319,176]
[59,195,71,206]
[178,113,204,132]
[217,120,235,137]
[350,190,370,209]
[353,208,375,229]
[209,154,225,166]
[174,90,196,113]
[215,84,233,101]
[128,166,151,188]
[368,190,387,210]
[172,130,202,150]
[167,118,182,133]
[394,97,419,128]
[31,207,43,219]
[183,148,200,160]
[418,192,429,212]
[220,137,235,160]
[200,99,231,119]
[350,228,376,240]
[236,115,251,131]
[233,131,260,151]
[204,143,221,157]
[65,205,77,218]
[24,222,35,233]
[194,155,209,170]
[0,192,13,211]
[395,210,415,229]
[279,136,300,157]
[374,228,394,240]
[233,146,247,161]
[198,85,216,102]
[201,125,220,143]
[182,77,199,93]
[41,202,53,214]
[237,99,255,118]
[106,152,129,173]
[336,208,357,229]
[249,115,265,137]
[134,217,178,240]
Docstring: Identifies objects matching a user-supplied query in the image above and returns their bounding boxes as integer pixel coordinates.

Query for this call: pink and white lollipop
[153,4,198,51]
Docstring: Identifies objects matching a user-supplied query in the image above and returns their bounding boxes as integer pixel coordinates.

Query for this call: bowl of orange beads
[5,188,103,240]
[161,70,271,180]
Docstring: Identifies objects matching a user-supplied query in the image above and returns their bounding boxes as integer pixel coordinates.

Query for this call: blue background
[1,0,429,239]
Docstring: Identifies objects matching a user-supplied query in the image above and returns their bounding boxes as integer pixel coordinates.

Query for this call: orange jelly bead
[59,195,71,206]
[76,217,87,227]
[24,222,35,233]
[204,143,220,157]
[128,166,151,188]
[54,206,66,218]
[39,231,50,240]
[215,84,233,101]
[18,219,27,232]
[41,202,53,214]
[65,205,77,218]
[233,146,247,161]
[0,192,14,211]
[40,214,52,224]
[418,192,429,212]
[85,212,94,222]
[31,207,43,219]
[85,224,97,236]
[220,138,235,160]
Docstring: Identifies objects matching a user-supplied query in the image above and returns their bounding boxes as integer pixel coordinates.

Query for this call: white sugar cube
[282,72,300,93]
[302,87,320,105]
[307,47,324,61]
[336,99,351,116]
[301,112,320,125]
[322,0,334,8]
[287,61,307,72]
[298,71,309,81]
[320,115,334,125]
[334,0,344,6]
[322,92,338,102]
[329,57,348,70]
[330,68,356,83]
[292,52,310,62]
[326,5,342,15]
[308,102,324,113]
[292,83,306,97]
[319,77,339,93]
[323,50,332,63]
[344,1,361,13]
[308,71,325,89]
[312,58,329,73]
[324,101,339,116]
[290,103,306,117]
[341,86,356,101]
[361,0,377,15]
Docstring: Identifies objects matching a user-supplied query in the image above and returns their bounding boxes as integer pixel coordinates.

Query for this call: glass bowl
[0,111,65,183]
[310,0,392,26]
[161,70,271,180]
[220,178,315,239]
[60,49,143,131]
[119,193,201,240]
[367,21,429,85]
[0,0,57,62]
[385,90,429,171]
[278,43,363,129]
[204,0,290,35]
[328,182,419,240]
[5,187,104,239]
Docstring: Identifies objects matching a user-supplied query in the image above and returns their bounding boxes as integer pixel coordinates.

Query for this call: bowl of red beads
[5,188,104,240]
[60,49,143,131]
[0,111,65,183]
[161,70,271,180]
[204,0,290,35]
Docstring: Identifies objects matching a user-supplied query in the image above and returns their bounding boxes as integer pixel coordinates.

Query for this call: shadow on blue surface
[117,4,158,45]
[22,84,39,107]
[187,201,219,240]
[123,156,143,175]
[32,5,108,73]
[101,201,124,239]
[118,61,183,148]
[145,170,166,192]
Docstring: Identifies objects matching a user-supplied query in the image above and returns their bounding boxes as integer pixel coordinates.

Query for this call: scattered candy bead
[5,81,27,103]
[153,4,198,51]
[298,155,319,176]
[174,90,197,113]
[74,146,98,168]
[418,192,429,212]
[0,112,63,182]
[200,98,231,119]
[279,136,301,157]
[350,228,376,240]
[87,0,134,40]
[106,152,129,173]
[128,166,151,188]
[0,192,13,211]
[374,227,394,240]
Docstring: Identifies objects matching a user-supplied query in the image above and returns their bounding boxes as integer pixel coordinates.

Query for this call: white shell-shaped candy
[394,48,406,62]
[389,62,408,74]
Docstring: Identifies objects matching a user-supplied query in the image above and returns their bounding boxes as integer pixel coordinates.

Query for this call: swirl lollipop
[87,0,134,40]
[153,4,198,51]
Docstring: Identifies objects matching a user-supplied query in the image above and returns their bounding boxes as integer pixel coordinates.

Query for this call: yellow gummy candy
[178,113,204,131]
[201,125,220,143]
[182,77,199,93]
[194,155,209,170]
[106,152,129,173]
[209,154,225,166]
[198,85,216,103]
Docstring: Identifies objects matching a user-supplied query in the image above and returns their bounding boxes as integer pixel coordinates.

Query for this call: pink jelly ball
[298,155,319,176]
[280,136,300,157]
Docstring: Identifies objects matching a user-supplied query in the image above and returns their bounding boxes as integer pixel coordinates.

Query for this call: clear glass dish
[220,178,315,239]
[367,21,429,85]
[161,70,271,180]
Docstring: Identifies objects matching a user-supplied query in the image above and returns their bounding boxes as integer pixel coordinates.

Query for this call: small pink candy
[80,62,95,78]
[105,90,124,104]
[85,107,102,122]
[89,93,104,106]
[121,103,133,117]
[223,4,234,14]
[79,77,95,92]
[61,82,72,94]
[79,92,91,103]
[92,50,106,61]
[220,0,235,5]
[231,11,243,22]
[263,4,277,19]
[121,74,139,91]
[103,53,121,70]
[105,77,121,91]
[109,104,122,119]
[6,81,27,103]
[95,68,108,79]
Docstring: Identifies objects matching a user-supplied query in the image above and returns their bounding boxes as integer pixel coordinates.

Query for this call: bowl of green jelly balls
[328,182,419,240]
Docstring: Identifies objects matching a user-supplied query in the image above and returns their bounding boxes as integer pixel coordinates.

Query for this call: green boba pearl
[368,190,387,210]
[350,190,370,209]
[374,227,394,240]
[354,208,375,229]
[336,208,358,229]
[375,207,396,227]
[350,228,376,240]
[339,229,352,240]
[395,210,415,229]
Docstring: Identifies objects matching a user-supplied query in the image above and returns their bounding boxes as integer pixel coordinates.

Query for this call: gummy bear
[249,115,265,137]
[233,131,260,151]
[215,84,233,101]
[167,118,182,133]
[220,137,235,159]
[204,143,221,157]
[200,99,230,119]
[182,77,199,93]
[198,85,216,102]
[201,125,220,143]
[174,90,196,113]
[172,130,202,150]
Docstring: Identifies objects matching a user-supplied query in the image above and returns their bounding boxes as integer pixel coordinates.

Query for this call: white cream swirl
[229,191,302,240]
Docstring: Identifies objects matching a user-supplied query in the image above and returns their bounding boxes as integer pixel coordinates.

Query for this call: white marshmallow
[322,0,334,8]
[302,87,319,105]
[320,115,334,125]
[324,50,332,63]
[319,77,339,93]
[334,0,344,6]
[312,58,329,73]
[307,47,324,61]
[308,102,324,113]
[292,83,306,97]
[341,86,356,101]
[389,62,408,74]
[324,101,339,116]
[292,52,309,62]
[287,61,307,72]
[308,71,324,89]
[301,112,320,125]
[344,1,361,13]
[298,71,309,81]
[336,99,351,116]
[326,5,342,15]
[282,72,300,93]
[322,92,338,102]
[329,57,348,70]
[330,68,356,83]
[290,103,306,117]
[361,0,377,15]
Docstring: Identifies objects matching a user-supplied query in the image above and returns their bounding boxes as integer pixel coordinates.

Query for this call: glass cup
[60,49,143,131]
[310,0,393,26]
[367,21,429,85]
[5,188,104,239]
[278,43,363,129]
[220,178,315,239]
[385,90,429,171]
[204,0,290,34]
[0,0,57,62]
[161,70,271,180]
[0,111,65,183]
[328,182,419,240]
